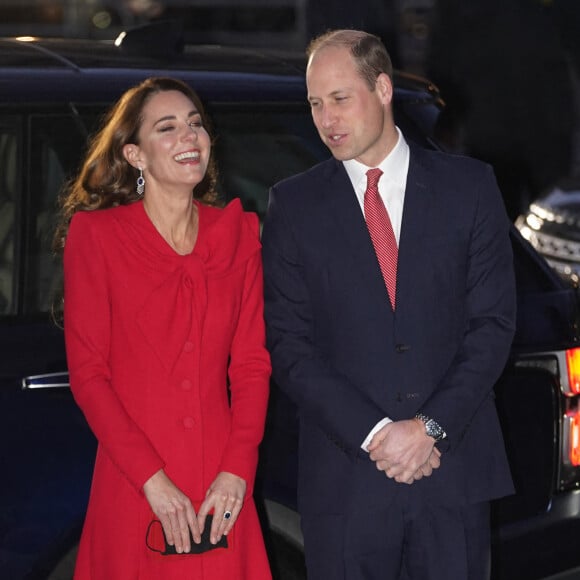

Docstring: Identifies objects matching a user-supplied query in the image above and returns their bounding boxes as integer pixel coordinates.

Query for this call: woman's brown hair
[53,76,221,255]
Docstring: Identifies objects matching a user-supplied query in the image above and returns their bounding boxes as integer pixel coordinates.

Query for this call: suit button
[181,379,192,391]
[183,417,195,429]
[183,341,194,353]
[395,343,410,353]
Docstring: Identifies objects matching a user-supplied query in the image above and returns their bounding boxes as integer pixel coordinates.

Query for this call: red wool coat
[64,199,272,579]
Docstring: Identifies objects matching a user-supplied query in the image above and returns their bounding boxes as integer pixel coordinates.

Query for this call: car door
[0,107,97,579]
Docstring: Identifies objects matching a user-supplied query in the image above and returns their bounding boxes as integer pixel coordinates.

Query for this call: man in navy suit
[262,29,516,580]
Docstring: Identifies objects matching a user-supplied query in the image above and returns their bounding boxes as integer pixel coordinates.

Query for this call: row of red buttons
[181,340,195,428]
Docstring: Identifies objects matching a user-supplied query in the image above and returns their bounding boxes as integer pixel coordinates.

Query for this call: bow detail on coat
[135,199,261,373]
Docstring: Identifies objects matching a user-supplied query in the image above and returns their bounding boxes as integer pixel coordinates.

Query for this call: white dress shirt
[342,127,411,451]
[343,126,409,244]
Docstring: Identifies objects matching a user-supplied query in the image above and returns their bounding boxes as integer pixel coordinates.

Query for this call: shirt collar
[343,127,409,192]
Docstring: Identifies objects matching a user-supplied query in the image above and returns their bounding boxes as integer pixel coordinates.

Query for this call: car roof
[0,22,443,106]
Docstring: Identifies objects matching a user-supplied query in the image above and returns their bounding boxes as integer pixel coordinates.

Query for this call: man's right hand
[143,469,201,553]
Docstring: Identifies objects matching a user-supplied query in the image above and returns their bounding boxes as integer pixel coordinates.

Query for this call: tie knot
[366,168,383,190]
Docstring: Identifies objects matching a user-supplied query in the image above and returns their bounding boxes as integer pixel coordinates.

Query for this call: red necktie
[364,168,398,310]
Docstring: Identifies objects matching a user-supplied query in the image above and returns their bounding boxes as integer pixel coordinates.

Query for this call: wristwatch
[415,413,446,442]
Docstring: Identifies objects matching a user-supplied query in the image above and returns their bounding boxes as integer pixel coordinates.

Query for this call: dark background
[1,0,579,219]
[307,0,580,220]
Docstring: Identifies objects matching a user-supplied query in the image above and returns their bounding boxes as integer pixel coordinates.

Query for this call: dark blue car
[1,23,580,580]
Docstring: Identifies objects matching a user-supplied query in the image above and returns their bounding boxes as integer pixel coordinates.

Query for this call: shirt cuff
[361,417,393,452]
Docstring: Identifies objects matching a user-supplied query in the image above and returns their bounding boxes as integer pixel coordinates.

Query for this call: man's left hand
[367,419,439,483]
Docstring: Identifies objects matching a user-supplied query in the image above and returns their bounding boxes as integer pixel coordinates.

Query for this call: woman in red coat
[56,77,272,579]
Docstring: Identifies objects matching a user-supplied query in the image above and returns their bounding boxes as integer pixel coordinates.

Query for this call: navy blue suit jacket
[262,144,516,517]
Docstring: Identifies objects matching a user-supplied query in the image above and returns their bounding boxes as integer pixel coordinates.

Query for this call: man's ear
[376,73,393,105]
[123,144,143,169]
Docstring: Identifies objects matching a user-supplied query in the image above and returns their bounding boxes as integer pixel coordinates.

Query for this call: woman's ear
[123,144,142,169]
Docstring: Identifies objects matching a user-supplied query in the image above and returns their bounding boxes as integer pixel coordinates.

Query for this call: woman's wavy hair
[53,76,221,255]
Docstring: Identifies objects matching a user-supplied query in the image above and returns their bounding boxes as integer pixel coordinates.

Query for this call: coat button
[183,417,195,429]
[183,341,194,353]
[181,379,192,391]
[395,343,410,353]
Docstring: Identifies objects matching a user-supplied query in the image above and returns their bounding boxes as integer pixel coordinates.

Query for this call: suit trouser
[301,493,490,580]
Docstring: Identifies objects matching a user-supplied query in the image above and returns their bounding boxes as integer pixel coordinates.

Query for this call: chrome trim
[561,398,580,474]
[515,350,575,396]
[21,372,70,390]
[562,413,575,469]
[554,350,577,397]
[513,349,580,486]
[517,226,580,266]
[263,499,303,550]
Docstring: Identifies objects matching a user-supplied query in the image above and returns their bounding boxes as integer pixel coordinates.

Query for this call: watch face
[416,413,445,441]
[426,420,444,441]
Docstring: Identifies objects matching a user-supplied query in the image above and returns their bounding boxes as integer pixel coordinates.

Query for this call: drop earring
[136,167,145,196]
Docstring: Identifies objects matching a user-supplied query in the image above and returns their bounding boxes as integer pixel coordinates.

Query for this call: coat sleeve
[418,163,516,450]
[262,187,387,456]
[219,213,271,492]
[64,212,165,492]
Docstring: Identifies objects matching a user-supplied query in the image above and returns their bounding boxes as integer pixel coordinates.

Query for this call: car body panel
[1,24,580,580]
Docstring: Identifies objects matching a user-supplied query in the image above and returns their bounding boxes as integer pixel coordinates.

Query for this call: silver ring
[223,510,232,520]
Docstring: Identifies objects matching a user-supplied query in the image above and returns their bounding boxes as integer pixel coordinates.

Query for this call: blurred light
[114,31,126,47]
[15,36,37,42]
[566,348,580,395]
[525,213,543,231]
[517,224,532,241]
[531,203,556,222]
[569,411,580,466]
[92,11,112,30]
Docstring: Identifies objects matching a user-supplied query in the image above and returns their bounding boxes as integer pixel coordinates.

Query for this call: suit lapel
[321,160,393,310]
[396,146,434,315]
[318,148,436,316]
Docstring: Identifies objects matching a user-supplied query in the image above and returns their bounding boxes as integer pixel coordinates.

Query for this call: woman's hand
[143,469,200,553]
[198,471,246,544]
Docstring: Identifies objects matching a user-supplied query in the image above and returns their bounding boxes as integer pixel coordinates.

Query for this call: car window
[210,104,327,219]
[395,100,441,147]
[0,113,87,317]
[2,98,443,317]
[210,101,442,220]
[0,123,17,315]
[24,113,95,315]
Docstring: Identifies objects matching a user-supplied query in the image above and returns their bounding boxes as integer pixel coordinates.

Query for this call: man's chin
[327,148,352,161]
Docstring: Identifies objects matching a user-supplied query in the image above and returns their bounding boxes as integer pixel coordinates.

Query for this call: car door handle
[21,372,70,390]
